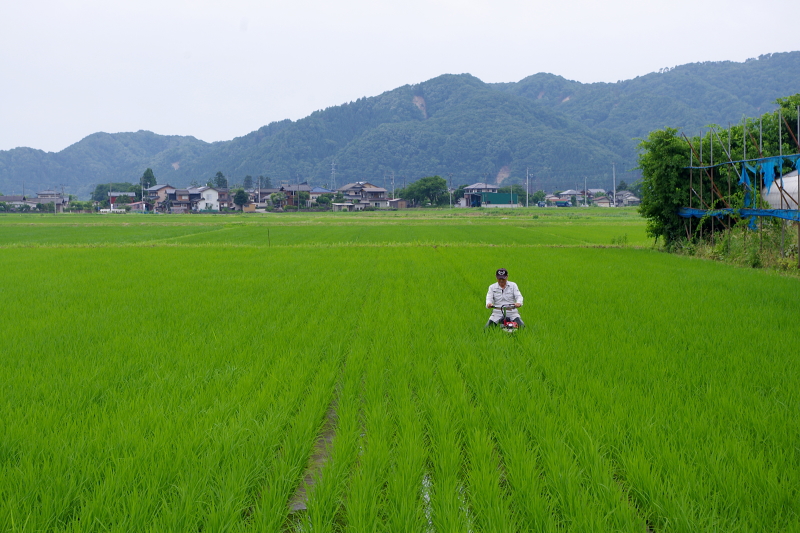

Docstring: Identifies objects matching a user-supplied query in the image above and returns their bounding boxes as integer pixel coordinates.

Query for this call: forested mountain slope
[497,52,800,138]
[2,52,797,197]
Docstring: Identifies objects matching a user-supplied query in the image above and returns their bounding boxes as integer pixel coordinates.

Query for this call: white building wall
[197,190,220,211]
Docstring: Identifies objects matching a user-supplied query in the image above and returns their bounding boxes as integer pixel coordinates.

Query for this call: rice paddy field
[1,208,797,532]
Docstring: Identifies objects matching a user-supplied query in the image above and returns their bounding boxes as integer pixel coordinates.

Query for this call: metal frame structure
[678,106,800,267]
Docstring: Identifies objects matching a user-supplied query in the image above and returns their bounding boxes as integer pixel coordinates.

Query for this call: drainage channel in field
[287,400,339,513]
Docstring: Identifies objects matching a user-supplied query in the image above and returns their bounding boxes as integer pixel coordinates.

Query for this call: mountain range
[2,51,799,198]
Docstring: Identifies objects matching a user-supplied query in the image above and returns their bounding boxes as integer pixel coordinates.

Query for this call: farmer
[485,268,524,328]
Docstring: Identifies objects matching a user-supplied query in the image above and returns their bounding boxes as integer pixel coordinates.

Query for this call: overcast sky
[1,0,797,153]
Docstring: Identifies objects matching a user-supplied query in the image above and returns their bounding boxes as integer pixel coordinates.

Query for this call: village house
[593,196,614,207]
[558,189,585,202]
[127,201,148,212]
[615,191,641,207]
[35,190,68,212]
[189,187,219,211]
[216,189,232,210]
[281,183,313,207]
[166,188,201,213]
[146,184,175,203]
[463,182,499,194]
[0,190,69,212]
[459,183,520,208]
[0,195,29,210]
[249,187,280,208]
[337,182,391,209]
[108,191,137,209]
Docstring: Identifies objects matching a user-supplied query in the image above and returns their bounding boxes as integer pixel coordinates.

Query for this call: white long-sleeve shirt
[486,281,523,310]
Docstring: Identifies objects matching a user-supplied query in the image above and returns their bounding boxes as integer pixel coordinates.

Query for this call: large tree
[243,175,253,189]
[637,128,690,244]
[400,175,448,206]
[233,188,249,209]
[91,182,139,204]
[210,171,228,189]
[270,192,286,208]
[140,168,156,189]
[297,191,310,208]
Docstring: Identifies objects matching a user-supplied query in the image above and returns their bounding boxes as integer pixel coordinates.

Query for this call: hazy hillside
[497,52,800,138]
[1,52,798,198]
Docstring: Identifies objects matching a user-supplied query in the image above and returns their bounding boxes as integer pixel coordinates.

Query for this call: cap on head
[496,268,508,278]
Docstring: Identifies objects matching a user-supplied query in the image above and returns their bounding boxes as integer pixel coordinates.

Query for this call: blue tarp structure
[678,207,800,222]
[684,153,800,227]
[691,153,800,203]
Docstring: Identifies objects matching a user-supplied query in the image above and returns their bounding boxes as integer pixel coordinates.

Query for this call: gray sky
[2,0,797,153]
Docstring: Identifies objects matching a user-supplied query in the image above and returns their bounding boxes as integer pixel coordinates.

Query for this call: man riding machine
[485,268,524,331]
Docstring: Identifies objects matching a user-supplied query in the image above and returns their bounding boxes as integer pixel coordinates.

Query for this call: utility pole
[331,160,337,191]
[391,171,395,200]
[447,173,454,208]
[612,163,617,208]
[526,167,530,207]
[584,177,587,207]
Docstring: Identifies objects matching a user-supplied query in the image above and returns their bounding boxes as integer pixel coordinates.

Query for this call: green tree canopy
[297,191,310,208]
[210,171,228,189]
[270,192,286,207]
[243,175,253,189]
[140,168,156,189]
[637,128,690,244]
[233,188,249,208]
[498,184,525,196]
[91,183,139,204]
[399,175,447,206]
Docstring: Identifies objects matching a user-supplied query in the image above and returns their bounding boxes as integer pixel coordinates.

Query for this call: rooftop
[465,182,499,190]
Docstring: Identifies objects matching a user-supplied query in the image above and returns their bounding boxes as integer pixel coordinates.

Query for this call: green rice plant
[425,390,468,532]
[383,360,426,532]
[297,346,365,532]
[1,219,799,531]
[342,351,392,532]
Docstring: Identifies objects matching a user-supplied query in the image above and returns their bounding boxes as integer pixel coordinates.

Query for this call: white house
[192,187,220,211]
[464,182,499,194]
[337,182,391,209]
